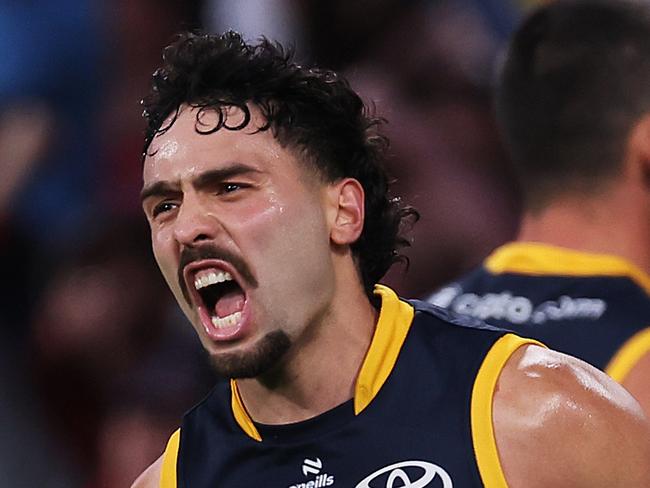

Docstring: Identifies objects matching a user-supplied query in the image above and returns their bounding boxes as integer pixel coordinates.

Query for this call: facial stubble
[208,329,291,378]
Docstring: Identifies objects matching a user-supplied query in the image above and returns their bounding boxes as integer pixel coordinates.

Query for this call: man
[133,31,650,487]
[429,0,650,414]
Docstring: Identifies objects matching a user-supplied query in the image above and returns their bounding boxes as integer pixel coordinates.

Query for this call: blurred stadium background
[0,0,538,485]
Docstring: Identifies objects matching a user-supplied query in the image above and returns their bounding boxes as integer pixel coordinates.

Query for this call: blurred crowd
[0,0,536,485]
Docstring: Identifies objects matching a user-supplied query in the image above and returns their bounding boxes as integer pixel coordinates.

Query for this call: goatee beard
[209,330,291,378]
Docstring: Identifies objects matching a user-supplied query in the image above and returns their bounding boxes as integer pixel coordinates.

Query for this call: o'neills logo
[288,458,335,488]
[287,473,335,488]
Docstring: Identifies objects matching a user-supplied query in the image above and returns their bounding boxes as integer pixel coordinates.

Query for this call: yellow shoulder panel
[605,327,650,382]
[471,334,545,488]
[354,285,414,415]
[485,242,650,295]
[160,429,180,488]
[230,379,262,442]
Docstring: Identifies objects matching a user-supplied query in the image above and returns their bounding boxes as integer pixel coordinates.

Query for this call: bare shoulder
[131,455,163,488]
[493,344,650,488]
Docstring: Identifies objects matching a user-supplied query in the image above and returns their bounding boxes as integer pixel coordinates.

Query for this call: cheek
[251,191,324,246]
[229,189,288,223]
[243,197,333,285]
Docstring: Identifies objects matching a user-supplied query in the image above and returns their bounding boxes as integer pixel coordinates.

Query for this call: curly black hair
[141,31,418,297]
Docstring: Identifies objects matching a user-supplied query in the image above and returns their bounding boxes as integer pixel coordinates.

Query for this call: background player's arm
[131,455,162,488]
[494,345,650,488]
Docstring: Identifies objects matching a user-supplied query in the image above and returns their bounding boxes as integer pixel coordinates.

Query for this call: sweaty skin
[494,345,650,487]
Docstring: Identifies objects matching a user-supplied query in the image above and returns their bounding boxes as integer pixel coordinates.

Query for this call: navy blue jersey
[159,285,539,488]
[428,242,650,382]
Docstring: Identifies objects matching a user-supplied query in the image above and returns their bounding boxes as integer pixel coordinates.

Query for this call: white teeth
[211,311,242,329]
[194,271,232,290]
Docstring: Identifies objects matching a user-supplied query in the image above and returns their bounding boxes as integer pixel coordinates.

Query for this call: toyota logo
[355,460,453,488]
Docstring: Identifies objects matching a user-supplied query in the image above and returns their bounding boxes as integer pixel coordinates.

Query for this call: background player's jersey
[428,242,650,381]
[159,285,539,488]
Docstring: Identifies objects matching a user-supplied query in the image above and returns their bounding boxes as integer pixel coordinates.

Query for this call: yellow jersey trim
[230,284,414,440]
[354,284,414,415]
[230,378,262,442]
[471,334,545,488]
[485,242,650,295]
[160,428,180,488]
[605,327,650,382]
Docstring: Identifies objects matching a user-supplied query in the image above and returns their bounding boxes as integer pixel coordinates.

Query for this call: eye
[219,182,251,195]
[152,201,178,218]
[223,183,241,193]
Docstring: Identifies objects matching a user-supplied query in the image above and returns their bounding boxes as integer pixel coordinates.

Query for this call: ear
[326,178,365,246]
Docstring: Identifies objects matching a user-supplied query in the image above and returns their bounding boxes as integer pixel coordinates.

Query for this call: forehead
[142,105,301,184]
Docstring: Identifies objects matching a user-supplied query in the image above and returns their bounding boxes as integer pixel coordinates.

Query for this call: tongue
[214,288,245,318]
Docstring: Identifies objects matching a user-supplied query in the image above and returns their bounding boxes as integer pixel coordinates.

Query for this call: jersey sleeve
[605,327,650,382]
[471,333,545,488]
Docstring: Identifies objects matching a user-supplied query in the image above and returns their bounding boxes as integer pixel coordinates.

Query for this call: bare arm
[131,455,163,488]
[494,345,650,488]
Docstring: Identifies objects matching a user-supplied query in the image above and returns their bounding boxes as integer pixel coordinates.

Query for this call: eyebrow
[140,162,262,202]
[140,181,180,203]
[193,163,261,191]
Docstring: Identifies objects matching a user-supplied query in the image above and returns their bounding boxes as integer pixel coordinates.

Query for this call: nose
[172,194,217,246]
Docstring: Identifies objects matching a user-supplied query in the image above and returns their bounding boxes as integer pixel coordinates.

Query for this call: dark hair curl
[141,31,418,297]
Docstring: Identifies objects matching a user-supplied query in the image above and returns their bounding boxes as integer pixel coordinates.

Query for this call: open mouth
[184,262,248,340]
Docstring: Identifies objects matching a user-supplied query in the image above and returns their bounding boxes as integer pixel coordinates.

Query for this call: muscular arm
[494,345,650,488]
[131,455,162,488]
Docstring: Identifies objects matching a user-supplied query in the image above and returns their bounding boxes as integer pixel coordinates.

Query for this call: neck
[517,186,650,274]
[235,268,378,425]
